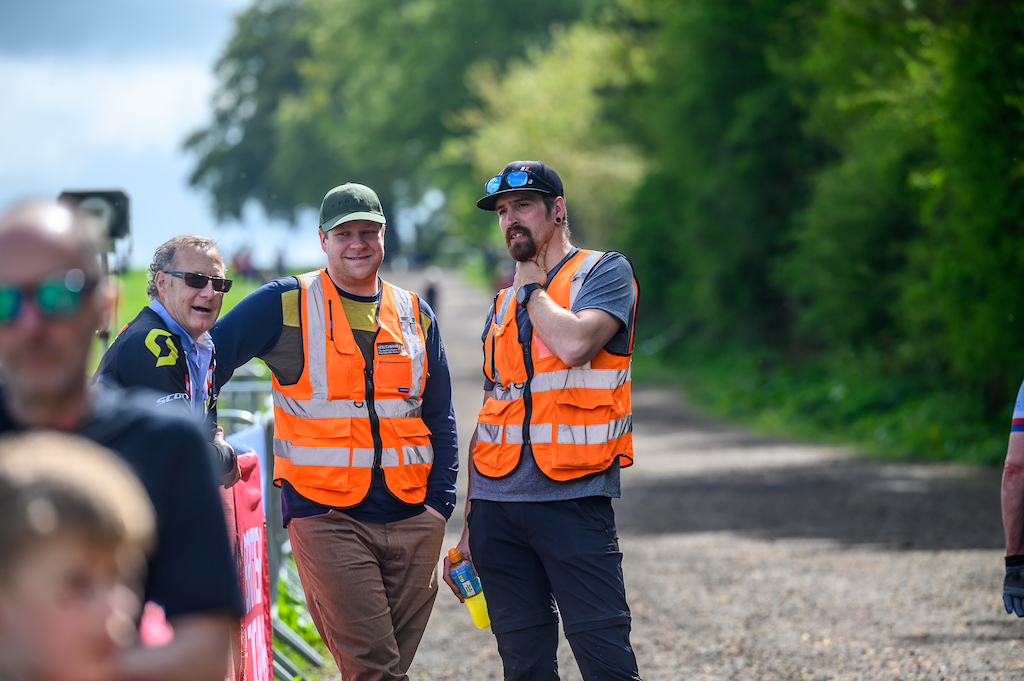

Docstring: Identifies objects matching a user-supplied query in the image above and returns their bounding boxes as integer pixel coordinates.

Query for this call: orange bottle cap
[448,548,463,563]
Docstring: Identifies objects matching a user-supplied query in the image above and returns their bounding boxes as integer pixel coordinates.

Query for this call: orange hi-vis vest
[271,270,433,507]
[474,250,637,481]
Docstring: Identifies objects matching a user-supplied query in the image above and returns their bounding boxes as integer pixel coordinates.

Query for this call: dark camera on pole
[58,189,130,249]
[58,190,130,347]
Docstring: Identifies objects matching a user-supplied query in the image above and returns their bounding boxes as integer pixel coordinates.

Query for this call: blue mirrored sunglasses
[484,170,552,196]
[0,269,95,326]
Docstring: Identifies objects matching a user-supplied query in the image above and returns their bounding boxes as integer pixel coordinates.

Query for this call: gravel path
[314,266,1020,681]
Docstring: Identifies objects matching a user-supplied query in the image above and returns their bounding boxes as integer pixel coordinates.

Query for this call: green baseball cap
[319,183,386,232]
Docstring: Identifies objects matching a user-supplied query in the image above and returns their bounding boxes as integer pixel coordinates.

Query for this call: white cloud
[0,57,215,174]
[0,3,323,272]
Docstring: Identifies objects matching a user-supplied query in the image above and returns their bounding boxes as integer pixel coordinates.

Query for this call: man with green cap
[212,183,459,680]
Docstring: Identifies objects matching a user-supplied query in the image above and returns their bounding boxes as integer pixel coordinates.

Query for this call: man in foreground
[444,161,642,680]
[212,182,458,680]
[0,199,242,681]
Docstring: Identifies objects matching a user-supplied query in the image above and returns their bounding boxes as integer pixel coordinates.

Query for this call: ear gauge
[555,217,562,223]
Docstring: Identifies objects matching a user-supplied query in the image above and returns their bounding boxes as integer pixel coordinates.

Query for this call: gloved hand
[1004,564,1024,616]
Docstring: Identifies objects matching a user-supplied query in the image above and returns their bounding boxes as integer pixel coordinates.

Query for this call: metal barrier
[222,368,324,681]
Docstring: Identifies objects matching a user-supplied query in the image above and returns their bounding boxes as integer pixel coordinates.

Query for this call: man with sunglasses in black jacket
[95,234,240,485]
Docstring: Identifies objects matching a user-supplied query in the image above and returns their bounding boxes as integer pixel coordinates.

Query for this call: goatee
[508,233,538,262]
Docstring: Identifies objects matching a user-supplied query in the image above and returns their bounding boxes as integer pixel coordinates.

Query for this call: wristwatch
[516,282,543,307]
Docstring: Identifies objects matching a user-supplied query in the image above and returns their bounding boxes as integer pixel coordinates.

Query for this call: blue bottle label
[450,562,482,599]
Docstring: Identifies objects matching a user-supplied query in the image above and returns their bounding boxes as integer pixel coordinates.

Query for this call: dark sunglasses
[484,170,554,196]
[0,269,96,326]
[164,271,233,293]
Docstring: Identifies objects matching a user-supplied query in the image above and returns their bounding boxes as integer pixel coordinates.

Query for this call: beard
[507,230,539,262]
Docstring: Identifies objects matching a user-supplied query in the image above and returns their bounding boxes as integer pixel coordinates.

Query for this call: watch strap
[517,282,542,306]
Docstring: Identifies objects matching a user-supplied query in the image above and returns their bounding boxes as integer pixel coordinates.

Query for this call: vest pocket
[286,417,355,490]
[290,412,351,438]
[390,418,433,455]
[549,391,615,470]
[473,397,524,477]
[387,418,433,493]
[374,356,413,392]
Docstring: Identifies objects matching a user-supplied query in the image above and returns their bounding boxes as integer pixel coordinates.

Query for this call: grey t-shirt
[470,248,636,502]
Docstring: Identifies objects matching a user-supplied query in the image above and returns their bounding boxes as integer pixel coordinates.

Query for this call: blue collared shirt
[149,299,215,418]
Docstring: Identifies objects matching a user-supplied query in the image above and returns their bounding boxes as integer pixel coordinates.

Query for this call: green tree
[184,0,311,222]
[186,0,609,234]
[780,0,1024,403]
[618,0,824,346]
[439,19,647,251]
[899,1,1024,402]
[776,3,941,350]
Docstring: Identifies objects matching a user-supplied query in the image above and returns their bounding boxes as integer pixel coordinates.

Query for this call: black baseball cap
[476,161,564,211]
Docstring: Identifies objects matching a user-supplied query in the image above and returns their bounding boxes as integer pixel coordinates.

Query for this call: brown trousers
[288,509,445,681]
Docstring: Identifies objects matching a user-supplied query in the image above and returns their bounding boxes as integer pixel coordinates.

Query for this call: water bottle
[448,548,490,629]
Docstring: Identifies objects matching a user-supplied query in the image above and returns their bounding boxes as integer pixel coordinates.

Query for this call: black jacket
[94,306,235,475]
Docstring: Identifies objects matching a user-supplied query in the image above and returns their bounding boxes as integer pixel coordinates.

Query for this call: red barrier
[227,452,273,681]
[139,453,271,681]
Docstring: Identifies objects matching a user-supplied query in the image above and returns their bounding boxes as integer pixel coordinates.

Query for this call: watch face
[517,283,539,305]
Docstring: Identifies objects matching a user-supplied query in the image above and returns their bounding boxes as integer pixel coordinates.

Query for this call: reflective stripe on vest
[394,288,427,400]
[271,271,433,507]
[301,272,329,400]
[475,415,632,447]
[489,288,517,389]
[569,250,603,311]
[273,392,423,419]
[275,438,434,467]
[473,250,635,481]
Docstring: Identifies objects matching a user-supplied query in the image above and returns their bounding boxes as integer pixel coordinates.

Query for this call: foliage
[898,1,1024,403]
[775,0,1024,405]
[184,0,311,222]
[634,337,1009,466]
[187,0,609,236]
[185,0,1024,463]
[775,2,940,349]
[439,18,647,250]
[617,0,824,347]
[274,571,333,681]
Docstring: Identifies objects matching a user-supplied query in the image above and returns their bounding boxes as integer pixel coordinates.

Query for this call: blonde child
[0,432,155,681]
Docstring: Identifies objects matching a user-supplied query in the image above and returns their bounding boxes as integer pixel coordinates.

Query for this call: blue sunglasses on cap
[484,170,556,196]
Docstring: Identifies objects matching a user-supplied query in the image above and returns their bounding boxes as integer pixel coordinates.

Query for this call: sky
[0,0,324,270]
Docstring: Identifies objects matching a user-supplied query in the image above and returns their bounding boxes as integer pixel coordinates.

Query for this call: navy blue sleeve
[418,297,459,520]
[211,277,295,385]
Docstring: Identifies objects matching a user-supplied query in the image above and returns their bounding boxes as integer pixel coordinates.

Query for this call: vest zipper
[521,335,534,447]
[367,329,383,467]
[489,292,499,384]
[328,300,334,340]
[367,325,405,504]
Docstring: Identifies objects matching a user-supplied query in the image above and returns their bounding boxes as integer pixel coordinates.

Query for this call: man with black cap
[212,183,458,680]
[443,162,642,680]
